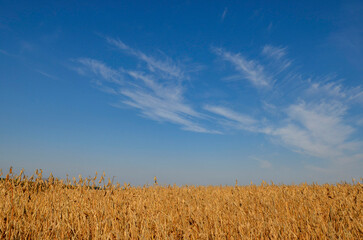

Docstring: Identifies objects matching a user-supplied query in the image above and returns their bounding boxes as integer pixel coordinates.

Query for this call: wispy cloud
[307,79,363,105]
[77,58,124,85]
[204,105,257,131]
[91,79,118,95]
[106,37,185,80]
[213,47,271,87]
[75,39,219,133]
[35,70,58,80]
[272,101,357,159]
[262,45,292,72]
[121,89,213,133]
[211,45,363,163]
[262,45,287,60]
[307,81,347,99]
[221,8,228,22]
[126,70,183,102]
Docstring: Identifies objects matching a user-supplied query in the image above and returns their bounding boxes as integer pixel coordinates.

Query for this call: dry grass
[0,168,362,239]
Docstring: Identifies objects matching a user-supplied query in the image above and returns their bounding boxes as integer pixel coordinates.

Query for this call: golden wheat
[0,168,362,239]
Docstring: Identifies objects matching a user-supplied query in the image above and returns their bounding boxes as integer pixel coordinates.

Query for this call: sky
[1,1,362,185]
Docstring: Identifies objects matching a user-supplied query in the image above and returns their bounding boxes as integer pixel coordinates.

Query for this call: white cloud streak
[76,39,218,133]
[211,45,363,163]
[262,45,286,60]
[307,80,363,105]
[213,47,271,87]
[121,89,213,133]
[204,105,257,131]
[272,101,357,159]
[77,58,124,85]
[106,37,184,80]
[262,45,292,72]
[35,70,58,80]
[221,8,228,21]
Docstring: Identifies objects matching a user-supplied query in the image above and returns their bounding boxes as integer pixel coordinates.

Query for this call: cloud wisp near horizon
[210,45,363,164]
[74,37,363,165]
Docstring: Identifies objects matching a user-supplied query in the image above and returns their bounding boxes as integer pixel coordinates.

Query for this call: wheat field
[0,168,362,239]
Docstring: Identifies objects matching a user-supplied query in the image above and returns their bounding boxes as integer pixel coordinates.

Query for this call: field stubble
[0,168,362,239]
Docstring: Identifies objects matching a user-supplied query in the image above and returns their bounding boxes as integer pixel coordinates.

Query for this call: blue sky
[1,1,362,185]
